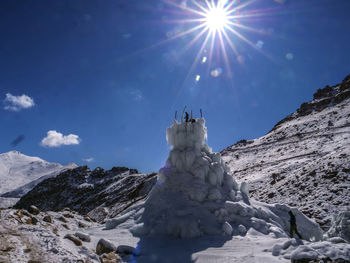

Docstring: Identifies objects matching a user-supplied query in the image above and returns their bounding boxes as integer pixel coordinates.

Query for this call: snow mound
[106,118,322,241]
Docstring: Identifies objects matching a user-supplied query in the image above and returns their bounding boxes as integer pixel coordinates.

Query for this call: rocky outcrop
[221,74,350,229]
[268,74,350,133]
[15,166,157,222]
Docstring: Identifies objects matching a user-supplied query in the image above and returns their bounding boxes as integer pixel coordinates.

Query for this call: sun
[161,0,270,81]
[204,5,230,33]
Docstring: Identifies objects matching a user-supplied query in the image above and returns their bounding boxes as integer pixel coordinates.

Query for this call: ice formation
[326,211,350,242]
[106,118,323,240]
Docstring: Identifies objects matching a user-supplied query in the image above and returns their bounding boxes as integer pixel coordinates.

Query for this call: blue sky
[1,0,349,173]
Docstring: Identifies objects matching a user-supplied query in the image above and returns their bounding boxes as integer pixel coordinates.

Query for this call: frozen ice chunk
[212,152,221,163]
[224,173,234,190]
[207,188,222,201]
[290,245,318,260]
[229,190,236,201]
[166,218,201,238]
[222,221,233,235]
[326,211,350,242]
[208,171,217,186]
[240,182,249,197]
[238,224,247,235]
[225,201,255,217]
[189,186,208,202]
[184,149,196,169]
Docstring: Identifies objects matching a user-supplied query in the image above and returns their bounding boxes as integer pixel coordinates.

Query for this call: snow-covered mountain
[221,74,350,229]
[0,151,77,197]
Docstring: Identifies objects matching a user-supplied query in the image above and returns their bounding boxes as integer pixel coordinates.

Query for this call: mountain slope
[221,74,350,229]
[14,166,157,222]
[0,151,77,196]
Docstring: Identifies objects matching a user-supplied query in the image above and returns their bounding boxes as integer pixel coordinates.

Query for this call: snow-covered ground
[1,206,349,263]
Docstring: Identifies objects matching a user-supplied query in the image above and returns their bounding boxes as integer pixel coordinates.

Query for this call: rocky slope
[0,151,77,208]
[221,74,350,229]
[14,166,157,222]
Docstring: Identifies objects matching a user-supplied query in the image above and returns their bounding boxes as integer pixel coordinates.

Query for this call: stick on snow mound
[106,118,323,240]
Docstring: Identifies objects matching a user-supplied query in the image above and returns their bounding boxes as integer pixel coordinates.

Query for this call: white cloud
[130,89,143,101]
[83,157,94,162]
[4,93,35,111]
[41,130,81,147]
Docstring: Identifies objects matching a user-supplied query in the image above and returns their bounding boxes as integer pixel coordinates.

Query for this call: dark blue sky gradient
[1,0,349,172]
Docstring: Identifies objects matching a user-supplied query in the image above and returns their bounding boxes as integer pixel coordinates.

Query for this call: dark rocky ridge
[268,74,350,134]
[221,74,350,229]
[15,166,157,222]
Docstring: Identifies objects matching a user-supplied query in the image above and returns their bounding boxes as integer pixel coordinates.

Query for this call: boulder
[28,205,40,215]
[31,216,38,225]
[74,232,91,242]
[43,215,52,223]
[64,234,82,246]
[58,216,68,223]
[116,245,138,255]
[96,238,117,255]
[100,252,122,263]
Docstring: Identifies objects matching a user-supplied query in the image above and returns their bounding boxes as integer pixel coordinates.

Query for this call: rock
[78,221,88,228]
[63,213,74,218]
[64,234,83,246]
[31,216,38,225]
[116,245,137,255]
[43,215,52,223]
[58,216,68,223]
[28,205,40,215]
[96,238,117,255]
[100,252,122,263]
[84,216,93,222]
[88,207,109,223]
[62,224,70,230]
[74,232,91,242]
[21,209,32,217]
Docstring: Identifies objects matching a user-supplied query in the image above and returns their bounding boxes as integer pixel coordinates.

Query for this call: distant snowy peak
[0,151,77,196]
[0,150,45,164]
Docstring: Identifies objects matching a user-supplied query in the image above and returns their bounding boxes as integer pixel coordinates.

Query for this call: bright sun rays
[204,2,230,33]
[163,0,271,81]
